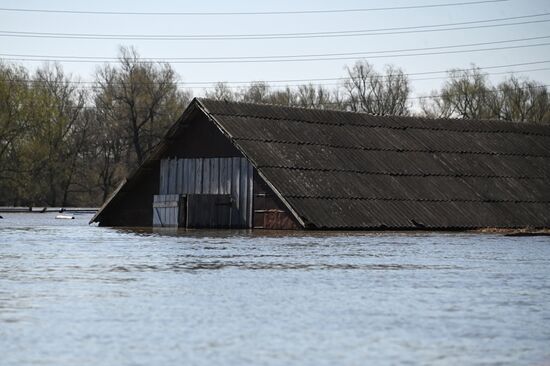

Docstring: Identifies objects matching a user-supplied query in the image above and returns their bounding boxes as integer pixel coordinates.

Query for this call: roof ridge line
[197,97,366,116]
[258,165,547,180]
[211,111,550,137]
[198,98,550,130]
[235,137,550,158]
[285,196,550,203]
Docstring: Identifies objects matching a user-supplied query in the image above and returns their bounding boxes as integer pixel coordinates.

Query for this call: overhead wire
[1,13,548,40]
[3,0,548,114]
[1,1,546,96]
[39,83,550,113]
[6,64,550,90]
[0,1,508,16]
[2,35,550,64]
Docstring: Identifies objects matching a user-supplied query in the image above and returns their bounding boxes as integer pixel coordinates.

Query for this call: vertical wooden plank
[210,158,219,195]
[187,159,194,194]
[202,158,210,194]
[173,194,179,227]
[175,162,180,195]
[174,160,179,194]
[177,159,184,194]
[220,195,231,227]
[171,207,176,227]
[185,195,189,229]
[164,159,170,194]
[218,159,224,194]
[166,160,171,194]
[159,159,166,195]
[152,195,158,227]
[170,197,175,227]
[162,195,167,227]
[164,195,169,227]
[169,159,177,194]
[219,158,227,195]
[159,160,164,195]
[165,159,171,194]
[231,157,241,226]
[182,159,188,194]
[186,194,193,228]
[227,158,233,195]
[195,159,203,194]
[165,160,169,195]
[240,158,248,226]
[225,159,232,226]
[247,162,254,228]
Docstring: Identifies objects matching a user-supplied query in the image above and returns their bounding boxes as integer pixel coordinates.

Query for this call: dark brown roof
[197,98,550,229]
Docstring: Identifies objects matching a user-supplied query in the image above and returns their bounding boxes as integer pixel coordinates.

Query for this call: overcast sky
[1,0,549,99]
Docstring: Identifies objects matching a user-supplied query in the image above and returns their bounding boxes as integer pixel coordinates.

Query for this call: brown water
[1,213,549,365]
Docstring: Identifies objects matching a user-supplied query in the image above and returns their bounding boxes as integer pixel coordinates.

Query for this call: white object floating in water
[55,214,74,220]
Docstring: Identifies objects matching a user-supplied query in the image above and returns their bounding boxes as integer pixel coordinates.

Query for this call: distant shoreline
[0,207,98,213]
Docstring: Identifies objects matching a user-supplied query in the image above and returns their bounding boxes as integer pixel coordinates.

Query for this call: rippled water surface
[1,213,549,365]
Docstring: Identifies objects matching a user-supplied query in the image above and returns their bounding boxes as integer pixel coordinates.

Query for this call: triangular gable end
[92,98,304,229]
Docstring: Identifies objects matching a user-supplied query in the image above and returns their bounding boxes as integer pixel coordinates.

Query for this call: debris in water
[55,214,74,220]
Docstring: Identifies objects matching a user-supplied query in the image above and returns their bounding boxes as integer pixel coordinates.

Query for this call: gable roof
[197,98,550,229]
[93,98,550,229]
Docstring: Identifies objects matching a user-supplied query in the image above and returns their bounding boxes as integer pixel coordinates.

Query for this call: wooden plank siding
[159,157,254,228]
[187,194,232,228]
[153,194,184,227]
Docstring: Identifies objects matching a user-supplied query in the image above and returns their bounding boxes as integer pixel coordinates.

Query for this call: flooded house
[91,98,550,230]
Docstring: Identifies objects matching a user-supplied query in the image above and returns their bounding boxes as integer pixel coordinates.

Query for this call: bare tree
[95,46,190,167]
[421,66,492,119]
[343,61,410,115]
[204,82,237,101]
[239,81,271,103]
[0,63,32,205]
[295,84,336,109]
[266,87,297,106]
[491,76,550,123]
[32,64,88,205]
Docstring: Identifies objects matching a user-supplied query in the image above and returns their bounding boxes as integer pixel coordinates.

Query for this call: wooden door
[152,194,186,227]
[186,194,233,228]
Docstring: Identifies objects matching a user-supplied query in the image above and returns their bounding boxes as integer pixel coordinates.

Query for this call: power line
[45,84,550,113]
[21,82,549,113]
[201,61,550,85]
[287,83,550,106]
[2,36,550,64]
[1,13,547,40]
[392,84,550,101]
[6,64,550,90]
[15,36,550,60]
[0,1,508,16]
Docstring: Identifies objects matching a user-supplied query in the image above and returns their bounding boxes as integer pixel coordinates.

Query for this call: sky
[1,0,549,101]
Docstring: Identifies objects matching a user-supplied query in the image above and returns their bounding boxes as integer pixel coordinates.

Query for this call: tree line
[1,46,549,207]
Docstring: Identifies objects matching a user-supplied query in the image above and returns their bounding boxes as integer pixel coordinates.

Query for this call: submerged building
[91,98,550,230]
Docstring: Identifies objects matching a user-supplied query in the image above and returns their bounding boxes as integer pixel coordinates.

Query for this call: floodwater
[1,213,549,366]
